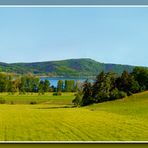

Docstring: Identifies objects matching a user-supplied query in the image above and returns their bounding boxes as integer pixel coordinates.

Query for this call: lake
[40,77,93,87]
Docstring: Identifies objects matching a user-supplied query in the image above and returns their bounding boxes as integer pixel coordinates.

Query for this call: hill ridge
[0,58,138,76]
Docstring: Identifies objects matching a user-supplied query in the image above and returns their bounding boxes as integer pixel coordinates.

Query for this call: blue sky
[0,7,148,66]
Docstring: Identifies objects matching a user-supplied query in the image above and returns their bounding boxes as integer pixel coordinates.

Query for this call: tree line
[0,73,82,94]
[73,67,148,106]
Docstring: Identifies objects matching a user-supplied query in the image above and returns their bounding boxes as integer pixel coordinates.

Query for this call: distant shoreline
[39,75,96,79]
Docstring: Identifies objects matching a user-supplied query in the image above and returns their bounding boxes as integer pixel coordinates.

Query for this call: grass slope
[0,91,147,141]
[0,58,134,76]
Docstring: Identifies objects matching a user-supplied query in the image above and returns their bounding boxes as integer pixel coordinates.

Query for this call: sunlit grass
[0,91,147,141]
[0,92,75,104]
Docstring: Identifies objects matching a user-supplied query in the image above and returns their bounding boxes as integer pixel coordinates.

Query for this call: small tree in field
[64,80,75,92]
[72,92,83,107]
[43,79,50,92]
[38,80,44,95]
[81,80,93,106]
[57,80,63,92]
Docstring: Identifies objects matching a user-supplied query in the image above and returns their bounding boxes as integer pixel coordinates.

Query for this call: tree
[89,68,147,105]
[128,75,140,93]
[6,75,17,94]
[116,70,133,95]
[92,71,105,102]
[75,80,83,92]
[13,77,21,92]
[92,71,116,102]
[64,80,75,92]
[38,80,44,95]
[18,75,39,93]
[81,80,93,106]
[132,67,148,91]
[50,85,56,92]
[43,79,50,92]
[72,92,83,107]
[120,70,130,92]
[57,80,63,92]
[110,88,127,100]
[0,73,7,92]
[31,77,40,92]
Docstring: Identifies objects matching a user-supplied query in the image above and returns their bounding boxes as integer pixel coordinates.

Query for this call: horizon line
[0,58,146,68]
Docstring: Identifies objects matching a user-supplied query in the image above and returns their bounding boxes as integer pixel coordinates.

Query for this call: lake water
[40,77,93,87]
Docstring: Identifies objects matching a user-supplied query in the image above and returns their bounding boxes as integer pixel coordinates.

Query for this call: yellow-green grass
[0,92,148,141]
[0,92,75,105]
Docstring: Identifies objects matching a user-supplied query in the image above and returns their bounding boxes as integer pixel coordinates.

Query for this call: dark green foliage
[38,79,50,94]
[43,79,50,92]
[38,80,45,94]
[115,70,131,95]
[10,101,14,105]
[0,73,7,92]
[92,71,116,103]
[50,85,57,92]
[64,80,75,92]
[57,80,64,92]
[30,101,37,105]
[110,88,127,100]
[0,97,6,104]
[128,76,140,93]
[109,88,120,100]
[131,67,148,91]
[118,91,127,98]
[115,70,140,96]
[72,92,83,107]
[79,68,148,106]
[19,75,40,93]
[53,92,62,96]
[92,71,105,100]
[81,80,94,106]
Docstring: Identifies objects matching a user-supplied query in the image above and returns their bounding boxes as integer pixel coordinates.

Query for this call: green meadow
[0,92,148,141]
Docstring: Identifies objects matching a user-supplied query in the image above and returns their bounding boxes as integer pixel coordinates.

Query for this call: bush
[127,91,133,96]
[53,92,62,96]
[72,93,83,107]
[110,88,127,100]
[0,97,6,104]
[10,101,14,105]
[30,101,37,105]
[118,91,127,99]
[110,88,120,100]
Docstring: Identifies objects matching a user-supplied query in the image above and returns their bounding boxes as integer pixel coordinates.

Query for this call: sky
[0,7,148,66]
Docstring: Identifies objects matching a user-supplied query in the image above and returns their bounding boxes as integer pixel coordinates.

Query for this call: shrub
[0,97,6,104]
[30,101,37,105]
[72,93,83,107]
[118,91,127,99]
[127,91,133,96]
[110,88,127,100]
[19,91,26,95]
[110,88,120,100]
[53,92,62,96]
[10,101,14,105]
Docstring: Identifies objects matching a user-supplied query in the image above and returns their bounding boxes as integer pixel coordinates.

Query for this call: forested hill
[0,58,135,76]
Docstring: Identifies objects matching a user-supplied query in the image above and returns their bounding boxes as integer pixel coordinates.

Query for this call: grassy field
[0,92,148,141]
[0,92,75,105]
